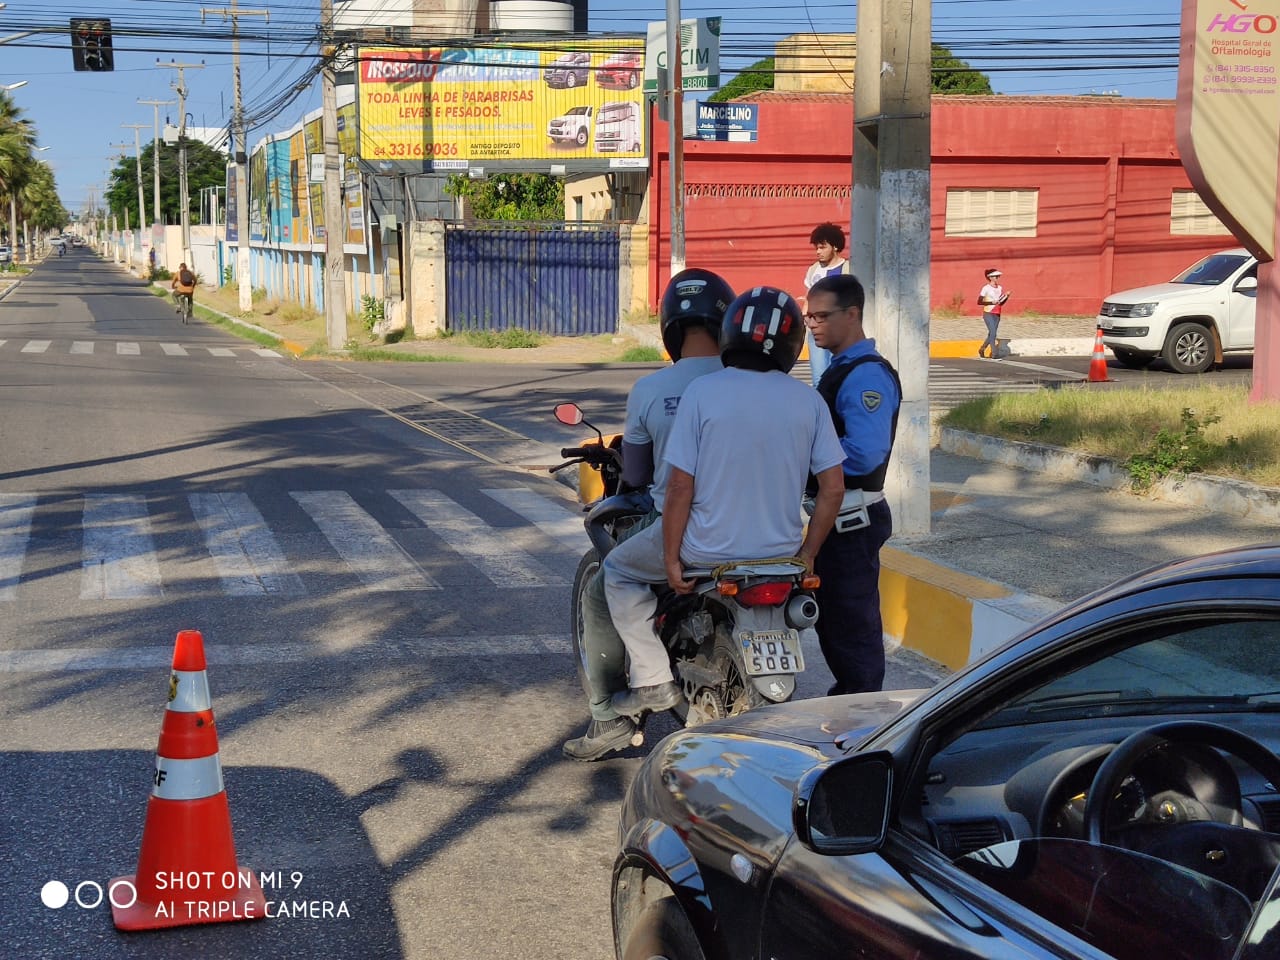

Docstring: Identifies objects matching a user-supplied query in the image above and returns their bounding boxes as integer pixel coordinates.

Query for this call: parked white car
[1097,247,1257,374]
[548,105,593,146]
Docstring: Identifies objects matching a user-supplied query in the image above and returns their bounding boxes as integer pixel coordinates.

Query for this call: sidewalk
[623,314,1101,360]
[927,314,1099,358]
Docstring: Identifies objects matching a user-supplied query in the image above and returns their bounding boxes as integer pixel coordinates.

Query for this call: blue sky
[0,0,1182,213]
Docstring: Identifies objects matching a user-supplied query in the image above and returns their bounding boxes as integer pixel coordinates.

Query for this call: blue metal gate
[444,222,620,336]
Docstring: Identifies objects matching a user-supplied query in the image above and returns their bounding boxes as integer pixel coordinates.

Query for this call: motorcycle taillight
[735,582,792,607]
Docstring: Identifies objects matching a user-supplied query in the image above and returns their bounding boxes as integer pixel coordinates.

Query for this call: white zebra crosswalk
[796,359,1058,410]
[0,338,282,359]
[0,486,587,602]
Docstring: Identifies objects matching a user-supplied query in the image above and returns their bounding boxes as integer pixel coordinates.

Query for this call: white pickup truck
[547,105,593,147]
[1098,248,1257,374]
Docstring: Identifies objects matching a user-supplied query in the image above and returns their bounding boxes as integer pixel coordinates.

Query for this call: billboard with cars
[354,39,648,174]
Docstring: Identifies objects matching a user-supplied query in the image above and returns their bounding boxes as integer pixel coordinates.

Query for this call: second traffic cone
[1088,326,1111,383]
[111,629,266,931]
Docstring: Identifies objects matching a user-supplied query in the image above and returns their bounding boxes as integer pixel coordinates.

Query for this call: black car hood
[692,688,926,752]
[621,691,927,872]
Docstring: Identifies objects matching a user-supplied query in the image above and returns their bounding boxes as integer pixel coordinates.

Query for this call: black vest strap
[816,353,902,492]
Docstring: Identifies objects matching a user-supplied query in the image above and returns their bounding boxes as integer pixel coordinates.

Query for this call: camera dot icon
[41,881,70,909]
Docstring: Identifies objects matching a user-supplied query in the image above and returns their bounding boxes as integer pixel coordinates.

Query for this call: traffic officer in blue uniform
[803,273,901,694]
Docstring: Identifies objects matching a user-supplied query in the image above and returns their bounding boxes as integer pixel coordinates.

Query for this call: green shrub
[1125,407,1229,492]
[360,295,385,333]
[620,346,663,362]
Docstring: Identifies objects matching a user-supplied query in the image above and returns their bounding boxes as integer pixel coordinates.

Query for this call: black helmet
[659,268,735,361]
[719,286,805,373]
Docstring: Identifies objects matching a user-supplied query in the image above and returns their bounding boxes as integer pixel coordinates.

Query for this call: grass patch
[620,345,664,362]
[449,328,547,349]
[346,346,462,362]
[940,384,1280,488]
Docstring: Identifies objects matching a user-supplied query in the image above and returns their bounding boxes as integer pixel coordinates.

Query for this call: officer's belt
[841,489,885,510]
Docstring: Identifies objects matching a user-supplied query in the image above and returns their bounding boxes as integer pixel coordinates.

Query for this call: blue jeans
[981,311,1000,355]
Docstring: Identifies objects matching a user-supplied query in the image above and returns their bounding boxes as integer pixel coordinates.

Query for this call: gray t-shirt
[623,356,723,511]
[664,366,845,565]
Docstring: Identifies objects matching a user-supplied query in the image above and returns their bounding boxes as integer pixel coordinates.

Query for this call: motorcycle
[551,402,820,733]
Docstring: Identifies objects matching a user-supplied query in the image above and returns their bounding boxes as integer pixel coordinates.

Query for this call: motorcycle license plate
[743,630,805,676]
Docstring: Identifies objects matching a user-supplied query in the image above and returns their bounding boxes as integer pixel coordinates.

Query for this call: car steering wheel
[1083,720,1280,899]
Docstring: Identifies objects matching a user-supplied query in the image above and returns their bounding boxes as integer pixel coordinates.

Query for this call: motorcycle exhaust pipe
[786,594,820,629]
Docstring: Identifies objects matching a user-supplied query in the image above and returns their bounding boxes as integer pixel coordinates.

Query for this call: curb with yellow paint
[879,545,1060,670]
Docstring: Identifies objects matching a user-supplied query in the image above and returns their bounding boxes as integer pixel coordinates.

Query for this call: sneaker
[562,716,637,762]
[612,681,682,718]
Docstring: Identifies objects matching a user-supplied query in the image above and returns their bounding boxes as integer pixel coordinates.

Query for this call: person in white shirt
[977,267,1010,359]
[802,222,851,385]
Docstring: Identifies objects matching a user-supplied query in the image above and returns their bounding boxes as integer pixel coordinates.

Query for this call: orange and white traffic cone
[111,629,266,930]
[1087,326,1111,383]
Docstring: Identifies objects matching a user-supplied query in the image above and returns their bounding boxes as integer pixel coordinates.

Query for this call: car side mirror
[793,751,892,856]
[1236,275,1258,292]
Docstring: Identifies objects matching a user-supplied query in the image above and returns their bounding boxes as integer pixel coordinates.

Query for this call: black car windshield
[981,618,1280,726]
[1172,253,1249,285]
[958,839,1255,960]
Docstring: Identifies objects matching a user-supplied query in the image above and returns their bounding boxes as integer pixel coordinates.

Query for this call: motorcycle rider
[605,286,847,719]
[562,268,735,761]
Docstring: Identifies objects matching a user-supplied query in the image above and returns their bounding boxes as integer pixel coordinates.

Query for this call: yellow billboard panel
[355,41,648,173]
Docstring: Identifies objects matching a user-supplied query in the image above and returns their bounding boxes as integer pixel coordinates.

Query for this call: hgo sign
[644,17,721,93]
[1177,0,1280,259]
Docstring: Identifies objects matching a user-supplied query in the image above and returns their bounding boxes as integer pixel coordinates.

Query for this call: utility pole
[202,2,267,311]
[109,143,133,267]
[665,0,685,276]
[121,123,149,232]
[320,0,347,349]
[849,0,932,537]
[156,61,204,265]
[138,98,174,237]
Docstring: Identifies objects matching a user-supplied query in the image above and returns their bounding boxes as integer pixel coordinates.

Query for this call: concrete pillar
[617,223,633,328]
[409,220,447,338]
[850,0,932,538]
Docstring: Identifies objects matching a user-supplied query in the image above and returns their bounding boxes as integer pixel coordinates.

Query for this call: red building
[648,94,1234,316]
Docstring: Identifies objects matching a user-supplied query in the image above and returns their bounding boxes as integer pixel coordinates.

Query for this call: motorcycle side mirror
[553,402,584,426]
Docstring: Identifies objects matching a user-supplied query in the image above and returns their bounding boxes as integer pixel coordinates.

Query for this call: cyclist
[171,263,196,319]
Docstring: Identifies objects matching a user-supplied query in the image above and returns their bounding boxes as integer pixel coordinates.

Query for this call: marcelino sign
[355,41,648,174]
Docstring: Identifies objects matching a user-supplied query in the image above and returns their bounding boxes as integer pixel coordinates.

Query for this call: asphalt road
[0,253,946,960]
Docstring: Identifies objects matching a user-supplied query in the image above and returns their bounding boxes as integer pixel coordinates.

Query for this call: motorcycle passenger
[563,268,734,762]
[604,286,847,720]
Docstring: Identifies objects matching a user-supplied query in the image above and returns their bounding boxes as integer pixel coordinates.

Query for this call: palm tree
[0,90,36,259]
[20,161,66,235]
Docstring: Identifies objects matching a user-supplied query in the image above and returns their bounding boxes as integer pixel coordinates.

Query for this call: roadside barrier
[1087,327,1111,383]
[111,629,266,930]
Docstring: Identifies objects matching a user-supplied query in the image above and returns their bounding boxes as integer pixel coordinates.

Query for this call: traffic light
[70,18,113,72]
